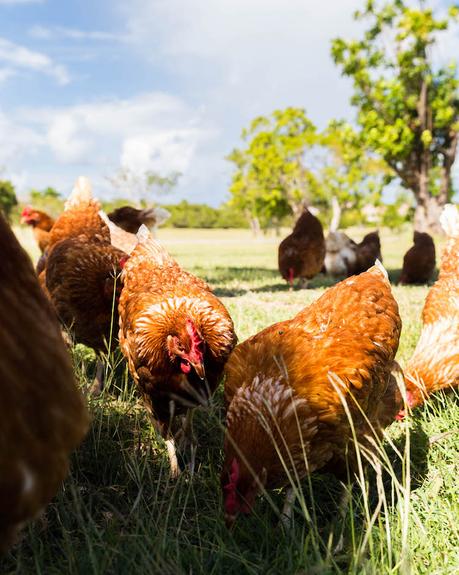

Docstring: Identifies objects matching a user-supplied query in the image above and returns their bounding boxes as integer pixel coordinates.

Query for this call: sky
[0,0,457,205]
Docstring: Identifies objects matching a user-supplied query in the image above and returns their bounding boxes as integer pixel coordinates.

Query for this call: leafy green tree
[318,120,389,229]
[227,108,390,233]
[227,107,320,233]
[332,0,459,232]
[0,180,18,222]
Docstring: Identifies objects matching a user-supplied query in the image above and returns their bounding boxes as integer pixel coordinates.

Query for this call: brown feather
[0,215,89,551]
[222,264,401,518]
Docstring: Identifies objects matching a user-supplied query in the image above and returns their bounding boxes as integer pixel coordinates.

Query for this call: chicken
[0,214,89,551]
[43,177,127,393]
[324,231,357,277]
[46,177,110,250]
[119,226,237,476]
[353,231,383,275]
[278,208,325,288]
[99,210,138,255]
[107,205,170,234]
[400,204,459,413]
[222,262,401,525]
[45,235,126,351]
[399,231,436,285]
[20,206,55,253]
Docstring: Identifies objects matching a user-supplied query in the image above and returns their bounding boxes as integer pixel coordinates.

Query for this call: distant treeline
[102,199,250,229]
[4,182,413,231]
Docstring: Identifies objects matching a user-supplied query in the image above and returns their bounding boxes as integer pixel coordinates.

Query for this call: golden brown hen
[0,215,89,552]
[43,178,127,393]
[119,226,237,476]
[20,206,55,253]
[222,262,401,525]
[278,208,325,288]
[400,205,459,413]
[46,177,110,250]
[399,231,436,285]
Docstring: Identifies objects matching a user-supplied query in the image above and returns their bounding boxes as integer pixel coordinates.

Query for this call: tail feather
[135,224,174,265]
[372,259,388,280]
[139,206,170,226]
[65,176,94,210]
[440,204,459,238]
[100,211,137,254]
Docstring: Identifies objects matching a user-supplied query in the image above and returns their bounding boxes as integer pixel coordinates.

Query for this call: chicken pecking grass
[1,225,457,575]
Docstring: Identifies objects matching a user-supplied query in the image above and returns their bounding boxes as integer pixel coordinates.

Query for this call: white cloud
[29,25,125,42]
[0,67,15,83]
[121,130,202,175]
[0,109,44,166]
[1,93,214,199]
[0,0,43,4]
[0,37,70,84]
[122,0,362,126]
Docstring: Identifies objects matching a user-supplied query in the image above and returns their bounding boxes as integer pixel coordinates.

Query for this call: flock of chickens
[1,177,458,550]
[279,208,436,287]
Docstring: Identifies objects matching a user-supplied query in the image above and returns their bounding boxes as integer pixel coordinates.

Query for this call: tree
[227,108,389,233]
[108,167,181,206]
[28,187,64,217]
[317,120,389,228]
[0,180,18,222]
[332,1,459,232]
[227,108,321,233]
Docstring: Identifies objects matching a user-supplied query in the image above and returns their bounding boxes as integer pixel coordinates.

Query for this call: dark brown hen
[353,231,382,274]
[278,208,325,288]
[399,231,436,285]
[0,215,89,552]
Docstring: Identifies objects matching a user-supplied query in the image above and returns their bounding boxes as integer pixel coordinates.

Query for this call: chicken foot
[330,481,353,555]
[279,487,296,530]
[89,358,105,397]
[175,410,197,475]
[165,437,180,479]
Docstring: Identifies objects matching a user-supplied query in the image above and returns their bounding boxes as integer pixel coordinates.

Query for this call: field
[2,226,458,575]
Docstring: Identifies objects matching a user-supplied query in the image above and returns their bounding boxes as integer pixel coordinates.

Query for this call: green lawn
[1,226,458,575]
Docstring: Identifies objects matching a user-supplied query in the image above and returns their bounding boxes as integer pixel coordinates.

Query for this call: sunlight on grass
[2,226,457,575]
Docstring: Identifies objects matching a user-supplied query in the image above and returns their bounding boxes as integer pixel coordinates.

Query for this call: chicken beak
[20,216,27,224]
[192,361,206,380]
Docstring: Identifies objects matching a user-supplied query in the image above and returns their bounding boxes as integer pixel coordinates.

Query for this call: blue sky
[0,0,457,205]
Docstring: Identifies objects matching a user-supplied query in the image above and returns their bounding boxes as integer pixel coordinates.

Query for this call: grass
[1,225,458,574]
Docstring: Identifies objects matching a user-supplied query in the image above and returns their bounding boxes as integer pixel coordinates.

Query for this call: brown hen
[399,231,436,285]
[20,206,55,253]
[119,226,237,476]
[278,208,325,288]
[401,204,459,413]
[353,231,382,275]
[43,177,127,393]
[222,262,401,525]
[0,215,89,552]
[107,205,169,234]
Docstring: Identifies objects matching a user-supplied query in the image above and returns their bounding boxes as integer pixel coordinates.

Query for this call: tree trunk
[414,195,445,234]
[329,196,341,232]
[245,211,261,237]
